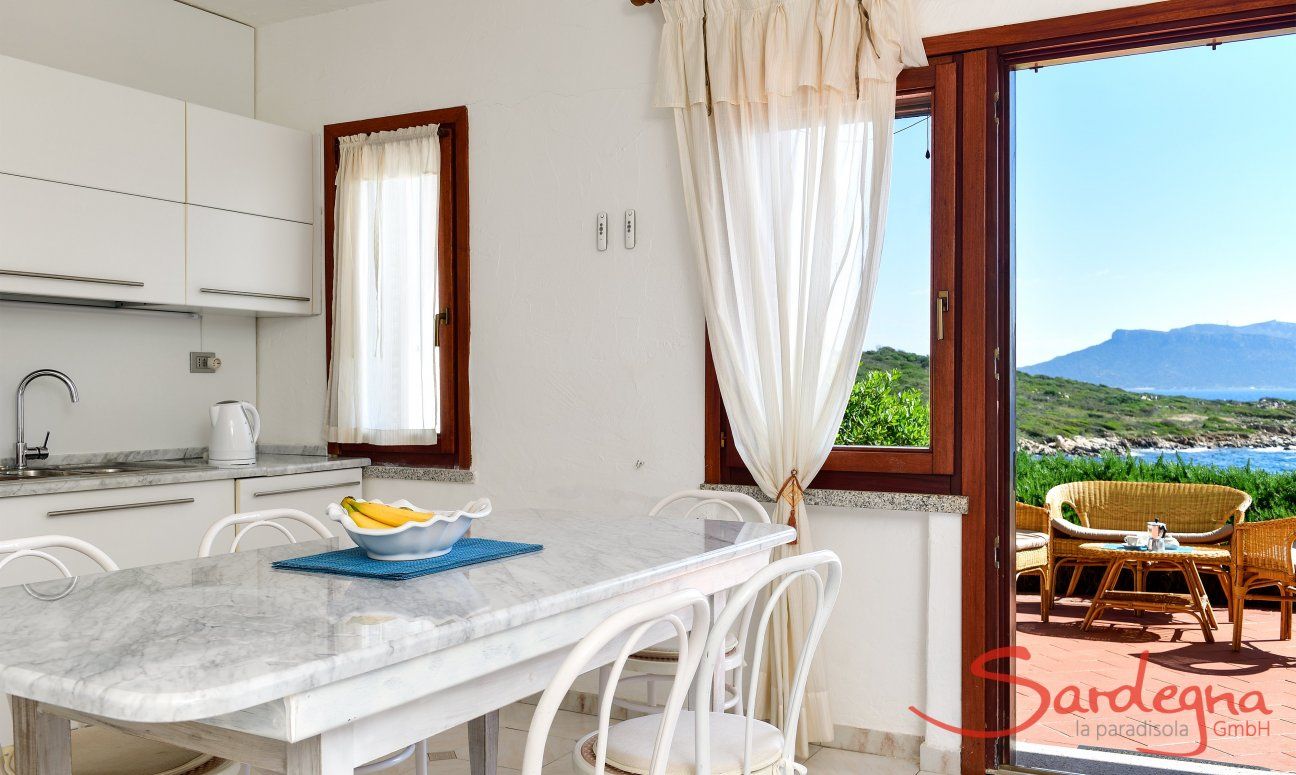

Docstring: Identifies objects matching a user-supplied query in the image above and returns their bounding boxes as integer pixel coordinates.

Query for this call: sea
[1133,387,1296,472]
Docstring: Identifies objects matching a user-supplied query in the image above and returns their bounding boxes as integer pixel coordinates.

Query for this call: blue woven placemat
[271,538,543,580]
[1099,542,1191,553]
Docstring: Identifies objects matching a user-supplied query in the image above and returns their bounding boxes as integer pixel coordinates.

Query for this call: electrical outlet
[190,352,222,373]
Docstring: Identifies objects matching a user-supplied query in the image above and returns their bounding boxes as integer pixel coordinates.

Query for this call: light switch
[624,209,636,249]
[596,212,608,251]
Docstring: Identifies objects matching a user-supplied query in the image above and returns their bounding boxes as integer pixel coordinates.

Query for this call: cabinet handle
[253,480,358,497]
[0,269,144,288]
[47,497,194,517]
[200,288,310,303]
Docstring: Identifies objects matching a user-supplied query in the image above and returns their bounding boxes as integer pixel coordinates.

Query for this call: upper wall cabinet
[0,55,185,201]
[187,104,314,224]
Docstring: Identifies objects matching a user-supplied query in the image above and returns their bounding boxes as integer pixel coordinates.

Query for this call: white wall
[255,0,1160,764]
[0,0,258,459]
[0,0,254,115]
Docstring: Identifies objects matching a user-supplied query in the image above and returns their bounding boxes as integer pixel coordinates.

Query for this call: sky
[862,32,1296,368]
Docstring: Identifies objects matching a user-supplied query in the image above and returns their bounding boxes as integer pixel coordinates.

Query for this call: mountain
[1021,321,1296,391]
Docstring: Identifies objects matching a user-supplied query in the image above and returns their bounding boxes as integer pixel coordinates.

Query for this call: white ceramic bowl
[327,498,491,561]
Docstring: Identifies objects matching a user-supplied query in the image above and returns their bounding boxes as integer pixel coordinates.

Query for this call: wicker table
[1077,542,1231,642]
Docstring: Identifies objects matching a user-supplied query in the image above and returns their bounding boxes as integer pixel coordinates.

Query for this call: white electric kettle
[209,400,260,467]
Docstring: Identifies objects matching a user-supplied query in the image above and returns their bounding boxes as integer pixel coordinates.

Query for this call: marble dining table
[0,510,794,775]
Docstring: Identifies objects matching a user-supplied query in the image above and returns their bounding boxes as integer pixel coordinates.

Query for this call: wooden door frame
[947,2,1296,773]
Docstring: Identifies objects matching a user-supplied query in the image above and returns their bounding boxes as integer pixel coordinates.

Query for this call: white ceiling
[177,0,391,27]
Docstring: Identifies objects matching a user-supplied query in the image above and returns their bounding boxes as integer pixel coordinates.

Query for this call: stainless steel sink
[0,460,212,480]
[0,468,74,478]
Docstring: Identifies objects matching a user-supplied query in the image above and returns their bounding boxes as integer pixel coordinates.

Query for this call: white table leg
[287,726,354,775]
[468,712,498,775]
[10,698,70,775]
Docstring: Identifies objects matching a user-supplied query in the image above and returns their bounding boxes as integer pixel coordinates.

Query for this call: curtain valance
[655,0,926,108]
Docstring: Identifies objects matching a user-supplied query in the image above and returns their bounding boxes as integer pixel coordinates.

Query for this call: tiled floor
[1016,592,1296,773]
[377,701,917,775]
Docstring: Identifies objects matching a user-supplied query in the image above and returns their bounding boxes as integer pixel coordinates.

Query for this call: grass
[1016,451,1296,522]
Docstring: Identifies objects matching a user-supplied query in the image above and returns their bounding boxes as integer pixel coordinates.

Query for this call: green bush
[836,370,930,447]
[1016,451,1296,522]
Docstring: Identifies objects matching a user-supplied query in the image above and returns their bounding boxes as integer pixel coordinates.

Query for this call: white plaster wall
[0,0,254,115]
[256,0,1161,756]
[0,1,258,458]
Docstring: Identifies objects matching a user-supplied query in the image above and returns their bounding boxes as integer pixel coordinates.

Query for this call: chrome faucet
[15,369,79,469]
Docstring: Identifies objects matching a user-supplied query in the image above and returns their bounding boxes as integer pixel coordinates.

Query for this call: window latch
[434,308,451,347]
[935,290,950,340]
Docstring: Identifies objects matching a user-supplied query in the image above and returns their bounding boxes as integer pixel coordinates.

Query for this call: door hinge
[993,535,1001,570]
[719,430,726,449]
[993,347,1001,381]
[434,307,451,347]
[993,91,1001,124]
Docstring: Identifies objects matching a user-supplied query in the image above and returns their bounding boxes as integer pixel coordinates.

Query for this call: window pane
[836,107,933,448]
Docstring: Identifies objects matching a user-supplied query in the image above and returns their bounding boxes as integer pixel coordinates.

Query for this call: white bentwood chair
[598,490,770,717]
[198,510,426,775]
[197,508,333,557]
[0,536,225,775]
[521,589,712,775]
[573,551,842,775]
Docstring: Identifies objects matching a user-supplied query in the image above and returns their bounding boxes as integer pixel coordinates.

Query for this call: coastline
[1019,431,1296,457]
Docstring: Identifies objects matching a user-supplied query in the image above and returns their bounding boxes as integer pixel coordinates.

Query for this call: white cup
[1125,534,1149,548]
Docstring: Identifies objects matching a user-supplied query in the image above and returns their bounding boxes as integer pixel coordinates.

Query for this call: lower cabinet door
[233,468,363,550]
[0,480,234,582]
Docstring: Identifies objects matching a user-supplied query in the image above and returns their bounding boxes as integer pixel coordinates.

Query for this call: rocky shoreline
[1019,431,1296,456]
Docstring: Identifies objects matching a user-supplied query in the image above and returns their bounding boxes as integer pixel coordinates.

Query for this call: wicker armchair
[1044,481,1251,615]
[1231,516,1296,652]
[1016,502,1052,622]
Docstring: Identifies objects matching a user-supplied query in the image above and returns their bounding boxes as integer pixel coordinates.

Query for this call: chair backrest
[0,535,118,600]
[650,489,771,524]
[198,508,333,557]
[521,589,711,775]
[1015,502,1050,534]
[693,550,842,775]
[1045,480,1251,534]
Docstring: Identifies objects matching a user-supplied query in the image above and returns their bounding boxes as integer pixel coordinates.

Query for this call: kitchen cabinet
[232,469,362,550]
[187,103,314,225]
[0,481,234,584]
[186,205,314,315]
[0,54,185,202]
[0,174,185,305]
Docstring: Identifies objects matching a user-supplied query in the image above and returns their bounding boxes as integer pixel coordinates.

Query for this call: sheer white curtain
[327,124,442,445]
[655,0,925,750]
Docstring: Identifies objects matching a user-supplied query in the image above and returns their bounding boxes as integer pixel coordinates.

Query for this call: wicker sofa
[1044,480,1251,616]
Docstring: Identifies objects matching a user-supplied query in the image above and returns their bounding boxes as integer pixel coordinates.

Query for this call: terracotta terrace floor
[1016,592,1296,772]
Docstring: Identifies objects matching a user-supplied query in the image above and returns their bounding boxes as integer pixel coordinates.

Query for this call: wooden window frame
[703,62,960,494]
[323,106,471,469]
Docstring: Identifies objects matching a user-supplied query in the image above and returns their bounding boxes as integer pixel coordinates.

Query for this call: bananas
[340,497,437,530]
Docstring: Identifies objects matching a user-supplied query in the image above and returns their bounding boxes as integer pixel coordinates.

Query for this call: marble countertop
[0,511,793,723]
[703,483,969,515]
[0,453,370,498]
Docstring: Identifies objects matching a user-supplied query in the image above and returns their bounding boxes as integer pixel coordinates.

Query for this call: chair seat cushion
[1050,518,1233,545]
[2,725,223,775]
[633,633,739,661]
[1015,530,1048,552]
[583,711,784,775]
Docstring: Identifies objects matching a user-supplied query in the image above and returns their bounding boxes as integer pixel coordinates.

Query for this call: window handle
[434,308,451,347]
[936,290,950,340]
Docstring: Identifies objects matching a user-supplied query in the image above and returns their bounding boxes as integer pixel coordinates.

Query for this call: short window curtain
[327,124,442,446]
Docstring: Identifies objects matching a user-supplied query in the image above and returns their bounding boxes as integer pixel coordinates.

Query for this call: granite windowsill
[363,465,476,484]
[702,483,969,515]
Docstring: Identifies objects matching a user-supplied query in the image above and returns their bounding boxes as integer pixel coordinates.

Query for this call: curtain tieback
[775,469,805,545]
